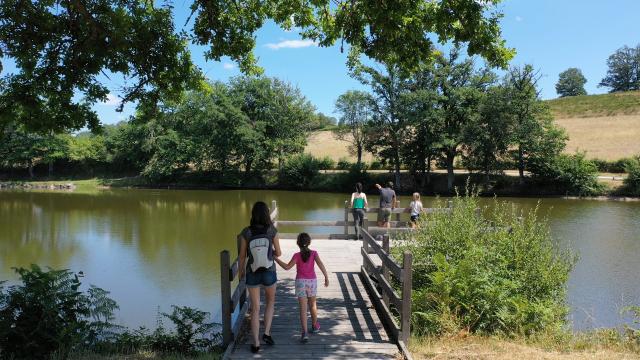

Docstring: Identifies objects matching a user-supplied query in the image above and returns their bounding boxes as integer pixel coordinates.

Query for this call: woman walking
[238,201,282,353]
[350,182,368,238]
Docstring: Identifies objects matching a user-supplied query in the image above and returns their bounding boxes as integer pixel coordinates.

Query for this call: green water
[1,189,639,331]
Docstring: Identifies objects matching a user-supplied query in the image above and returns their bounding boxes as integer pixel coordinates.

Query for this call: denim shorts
[245,270,277,288]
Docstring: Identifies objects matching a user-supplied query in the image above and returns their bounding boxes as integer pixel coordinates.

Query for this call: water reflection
[1,190,639,330]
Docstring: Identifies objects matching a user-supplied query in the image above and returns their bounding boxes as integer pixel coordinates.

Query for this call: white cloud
[265,39,317,50]
[515,16,523,22]
[223,62,236,70]
[101,94,120,106]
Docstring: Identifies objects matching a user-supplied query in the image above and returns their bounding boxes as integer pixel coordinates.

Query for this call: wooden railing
[359,228,413,355]
[275,200,453,239]
[219,200,278,348]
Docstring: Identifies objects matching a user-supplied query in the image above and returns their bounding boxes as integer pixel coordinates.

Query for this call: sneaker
[311,322,320,333]
[301,331,309,343]
[262,333,275,345]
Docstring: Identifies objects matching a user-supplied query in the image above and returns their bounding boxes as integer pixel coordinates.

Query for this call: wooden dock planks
[226,239,399,359]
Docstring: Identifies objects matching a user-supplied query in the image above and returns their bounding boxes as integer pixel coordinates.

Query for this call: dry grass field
[305,130,374,163]
[556,114,640,160]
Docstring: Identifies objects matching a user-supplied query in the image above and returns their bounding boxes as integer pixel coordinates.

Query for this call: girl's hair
[250,201,273,229]
[413,192,421,201]
[297,232,312,262]
[355,182,363,194]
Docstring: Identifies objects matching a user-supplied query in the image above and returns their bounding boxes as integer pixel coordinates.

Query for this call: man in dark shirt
[375,182,397,228]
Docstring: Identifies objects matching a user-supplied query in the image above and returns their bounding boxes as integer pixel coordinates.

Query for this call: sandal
[251,345,260,353]
[262,333,275,345]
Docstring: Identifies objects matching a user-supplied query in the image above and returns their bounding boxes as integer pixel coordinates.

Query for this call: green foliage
[280,154,323,189]
[0,0,199,132]
[623,156,640,195]
[191,0,513,75]
[0,265,118,360]
[592,158,636,173]
[317,157,335,170]
[309,112,337,130]
[334,90,373,166]
[0,266,220,359]
[555,68,588,97]
[394,194,575,337]
[530,152,604,196]
[622,306,640,346]
[600,44,640,93]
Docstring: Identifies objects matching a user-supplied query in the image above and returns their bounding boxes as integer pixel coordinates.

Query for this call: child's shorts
[410,214,419,222]
[295,278,317,298]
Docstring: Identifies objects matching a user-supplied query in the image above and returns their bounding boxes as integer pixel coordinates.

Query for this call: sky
[2,0,640,125]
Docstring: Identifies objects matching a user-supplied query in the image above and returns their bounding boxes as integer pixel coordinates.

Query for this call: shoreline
[1,177,639,201]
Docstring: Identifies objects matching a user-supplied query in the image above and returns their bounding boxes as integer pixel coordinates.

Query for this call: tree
[333,90,373,166]
[309,112,336,130]
[2,0,514,132]
[228,76,315,180]
[462,85,513,183]
[191,0,514,73]
[555,68,587,97]
[432,48,495,192]
[0,123,68,178]
[354,65,411,189]
[599,45,640,92]
[504,65,567,184]
[0,0,200,132]
[400,68,443,189]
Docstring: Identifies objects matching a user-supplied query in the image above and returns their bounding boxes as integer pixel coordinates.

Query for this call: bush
[369,160,383,170]
[530,152,604,196]
[336,158,352,170]
[317,156,335,170]
[394,193,575,337]
[280,154,323,189]
[0,265,118,360]
[592,158,635,173]
[0,266,221,359]
[623,156,640,195]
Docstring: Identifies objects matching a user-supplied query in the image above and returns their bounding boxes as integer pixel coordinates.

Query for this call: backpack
[248,229,274,272]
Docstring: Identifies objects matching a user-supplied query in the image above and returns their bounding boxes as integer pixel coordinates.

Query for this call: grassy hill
[546,91,640,160]
[545,91,640,118]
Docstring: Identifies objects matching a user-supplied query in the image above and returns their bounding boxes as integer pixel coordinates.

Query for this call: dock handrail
[359,228,413,355]
[219,200,279,348]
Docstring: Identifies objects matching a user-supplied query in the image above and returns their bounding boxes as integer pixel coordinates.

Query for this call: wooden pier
[219,201,447,359]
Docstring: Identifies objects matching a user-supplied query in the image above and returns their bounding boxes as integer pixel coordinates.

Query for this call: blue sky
[2,0,640,125]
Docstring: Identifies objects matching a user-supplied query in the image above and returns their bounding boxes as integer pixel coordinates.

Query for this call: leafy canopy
[555,68,587,97]
[1,0,514,132]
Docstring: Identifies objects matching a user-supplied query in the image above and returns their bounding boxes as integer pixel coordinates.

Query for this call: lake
[1,189,639,331]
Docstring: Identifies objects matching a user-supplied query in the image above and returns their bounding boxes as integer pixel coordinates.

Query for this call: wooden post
[382,234,390,308]
[400,251,413,344]
[220,250,232,347]
[395,200,401,225]
[344,200,349,237]
[447,199,453,210]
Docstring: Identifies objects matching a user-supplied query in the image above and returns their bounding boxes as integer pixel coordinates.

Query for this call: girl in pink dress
[275,233,329,343]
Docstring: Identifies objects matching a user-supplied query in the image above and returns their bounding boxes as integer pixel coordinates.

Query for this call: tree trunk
[426,155,432,186]
[48,160,53,178]
[244,158,253,183]
[419,155,427,190]
[446,149,455,193]
[28,160,34,179]
[356,144,362,167]
[393,150,401,191]
[518,145,525,185]
[484,156,490,184]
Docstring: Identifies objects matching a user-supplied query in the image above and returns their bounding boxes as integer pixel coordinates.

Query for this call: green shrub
[0,266,221,359]
[336,158,352,170]
[394,194,575,337]
[530,152,603,196]
[369,160,383,170]
[592,158,635,173]
[280,154,322,189]
[623,156,640,195]
[317,156,335,170]
[0,265,118,360]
